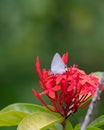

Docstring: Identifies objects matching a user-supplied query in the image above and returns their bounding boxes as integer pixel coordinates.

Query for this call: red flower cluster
[32,53,100,118]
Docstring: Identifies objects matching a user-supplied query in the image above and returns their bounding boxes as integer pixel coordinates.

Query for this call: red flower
[32,52,100,118]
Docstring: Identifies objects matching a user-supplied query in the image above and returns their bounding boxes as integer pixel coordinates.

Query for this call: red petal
[53,85,61,91]
[32,88,52,111]
[62,52,68,65]
[40,90,48,95]
[49,91,55,99]
[35,57,42,79]
[101,84,104,91]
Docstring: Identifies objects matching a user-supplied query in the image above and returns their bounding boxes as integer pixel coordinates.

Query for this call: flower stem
[62,119,67,130]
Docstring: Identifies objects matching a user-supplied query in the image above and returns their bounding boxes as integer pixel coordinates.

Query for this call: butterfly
[51,53,67,74]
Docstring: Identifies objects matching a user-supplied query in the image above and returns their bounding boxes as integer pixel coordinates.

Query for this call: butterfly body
[51,53,67,74]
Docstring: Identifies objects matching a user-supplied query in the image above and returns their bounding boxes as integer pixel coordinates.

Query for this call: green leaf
[0,103,63,127]
[0,103,50,114]
[74,124,80,130]
[17,112,64,130]
[55,123,63,130]
[93,72,103,79]
[74,124,102,130]
[65,119,73,130]
[89,115,104,128]
[0,110,28,126]
[43,125,58,130]
[87,126,102,130]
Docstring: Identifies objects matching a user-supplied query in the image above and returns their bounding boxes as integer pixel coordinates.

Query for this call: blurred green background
[0,0,104,130]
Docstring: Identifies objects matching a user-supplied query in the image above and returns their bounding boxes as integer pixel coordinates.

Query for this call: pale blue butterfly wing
[51,53,67,74]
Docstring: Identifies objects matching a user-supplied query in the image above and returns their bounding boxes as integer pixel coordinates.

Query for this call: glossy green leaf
[17,112,64,130]
[44,125,60,130]
[93,72,103,79]
[74,124,80,130]
[0,103,62,118]
[0,103,63,127]
[89,115,104,128]
[87,126,102,130]
[65,119,73,130]
[0,110,28,126]
[0,103,50,114]
[74,124,102,130]
[55,123,63,130]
